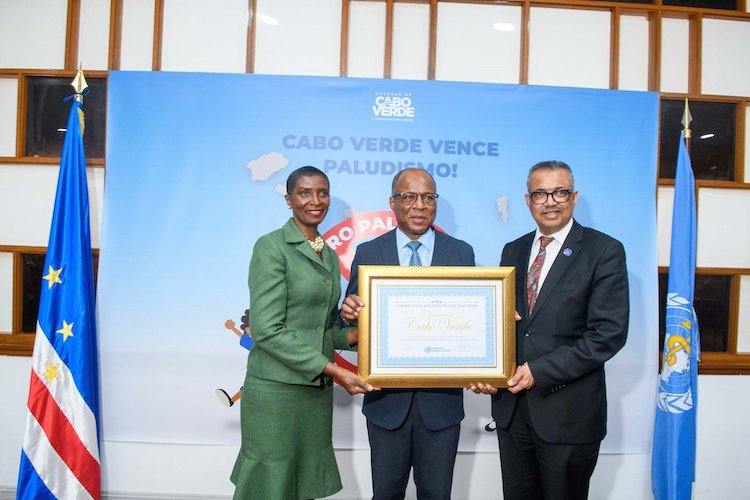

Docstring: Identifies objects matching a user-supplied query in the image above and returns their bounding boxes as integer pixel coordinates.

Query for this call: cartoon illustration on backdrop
[215,309,252,407]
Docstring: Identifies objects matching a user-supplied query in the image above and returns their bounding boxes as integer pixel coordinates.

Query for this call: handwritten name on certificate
[378,287,497,368]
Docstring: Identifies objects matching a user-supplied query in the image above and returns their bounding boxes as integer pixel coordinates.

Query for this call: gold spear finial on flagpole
[681,98,692,154]
[70,65,88,135]
[681,98,692,140]
[71,64,88,103]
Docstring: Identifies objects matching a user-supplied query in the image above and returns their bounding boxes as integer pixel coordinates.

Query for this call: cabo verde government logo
[657,292,695,414]
[372,92,415,122]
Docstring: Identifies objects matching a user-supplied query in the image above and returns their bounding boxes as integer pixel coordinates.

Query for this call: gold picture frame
[357,265,516,388]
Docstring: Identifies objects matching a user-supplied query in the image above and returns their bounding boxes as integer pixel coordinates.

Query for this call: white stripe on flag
[22,409,95,500]
[30,325,100,461]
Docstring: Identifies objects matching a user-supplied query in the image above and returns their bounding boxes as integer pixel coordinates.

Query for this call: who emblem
[657,292,695,414]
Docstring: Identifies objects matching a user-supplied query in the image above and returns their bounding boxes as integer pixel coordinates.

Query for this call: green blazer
[245,218,352,386]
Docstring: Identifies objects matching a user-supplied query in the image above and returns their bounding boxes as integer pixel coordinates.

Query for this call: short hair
[286,165,329,194]
[526,160,575,191]
[391,167,436,195]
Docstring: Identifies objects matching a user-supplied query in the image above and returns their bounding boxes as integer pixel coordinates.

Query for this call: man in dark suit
[342,167,475,500]
[476,160,629,500]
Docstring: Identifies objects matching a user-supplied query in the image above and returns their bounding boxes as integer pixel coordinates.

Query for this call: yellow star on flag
[56,320,74,342]
[41,362,61,382]
[43,265,63,289]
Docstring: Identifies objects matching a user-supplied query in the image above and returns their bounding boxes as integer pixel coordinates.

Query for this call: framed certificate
[357,265,516,388]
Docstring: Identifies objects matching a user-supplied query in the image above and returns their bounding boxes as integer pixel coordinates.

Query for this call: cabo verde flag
[17,89,101,499]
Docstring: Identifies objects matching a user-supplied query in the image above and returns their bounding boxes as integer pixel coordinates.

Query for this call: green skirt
[231,374,342,499]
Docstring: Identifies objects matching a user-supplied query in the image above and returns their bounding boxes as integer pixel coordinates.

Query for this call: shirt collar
[396,227,435,251]
[534,217,574,245]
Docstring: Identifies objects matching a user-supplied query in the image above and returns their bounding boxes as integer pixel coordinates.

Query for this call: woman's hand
[323,362,375,395]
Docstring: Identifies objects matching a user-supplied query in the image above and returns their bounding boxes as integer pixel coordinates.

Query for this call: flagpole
[17,66,101,500]
[652,96,700,500]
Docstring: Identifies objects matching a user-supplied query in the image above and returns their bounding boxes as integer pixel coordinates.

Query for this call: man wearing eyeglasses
[341,167,475,500]
[479,160,629,500]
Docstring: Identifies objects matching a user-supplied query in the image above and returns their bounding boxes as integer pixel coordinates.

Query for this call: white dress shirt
[527,218,574,292]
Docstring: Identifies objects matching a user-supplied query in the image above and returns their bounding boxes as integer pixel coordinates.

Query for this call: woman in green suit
[231,166,373,499]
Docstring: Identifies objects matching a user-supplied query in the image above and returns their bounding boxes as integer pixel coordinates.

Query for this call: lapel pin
[563,248,573,256]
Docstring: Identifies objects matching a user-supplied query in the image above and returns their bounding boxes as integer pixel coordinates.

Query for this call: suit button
[325,280,332,286]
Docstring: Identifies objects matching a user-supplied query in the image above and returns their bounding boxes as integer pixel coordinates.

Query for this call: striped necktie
[527,236,553,313]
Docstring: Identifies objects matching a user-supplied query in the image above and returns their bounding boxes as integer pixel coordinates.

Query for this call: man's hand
[467,312,521,395]
[341,294,365,322]
[507,362,535,394]
[468,382,498,395]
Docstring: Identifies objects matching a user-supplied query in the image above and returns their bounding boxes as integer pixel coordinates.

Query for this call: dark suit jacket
[491,220,629,444]
[346,228,475,431]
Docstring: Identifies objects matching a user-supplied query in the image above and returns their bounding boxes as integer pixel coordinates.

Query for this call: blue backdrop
[99,71,658,453]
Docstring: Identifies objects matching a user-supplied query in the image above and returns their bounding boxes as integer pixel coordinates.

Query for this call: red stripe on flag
[334,352,357,373]
[332,352,358,386]
[27,370,100,499]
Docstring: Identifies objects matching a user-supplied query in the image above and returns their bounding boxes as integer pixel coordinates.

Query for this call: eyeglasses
[393,192,439,205]
[528,189,574,205]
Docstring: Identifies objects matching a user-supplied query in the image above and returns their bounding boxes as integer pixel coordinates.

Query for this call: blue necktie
[407,240,422,266]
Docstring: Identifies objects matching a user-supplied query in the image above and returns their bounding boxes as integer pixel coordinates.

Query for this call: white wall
[1,355,748,499]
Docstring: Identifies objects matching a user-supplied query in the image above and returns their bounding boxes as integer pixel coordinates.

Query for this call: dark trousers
[367,398,460,500]
[497,396,601,500]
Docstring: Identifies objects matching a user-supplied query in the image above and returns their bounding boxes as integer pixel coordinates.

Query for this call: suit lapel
[282,218,332,271]
[530,221,583,319]
[320,245,336,273]
[516,233,535,318]
[377,229,400,265]
[432,229,450,265]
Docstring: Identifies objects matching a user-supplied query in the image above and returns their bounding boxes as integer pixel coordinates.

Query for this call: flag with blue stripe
[17,91,101,499]
[651,131,700,500]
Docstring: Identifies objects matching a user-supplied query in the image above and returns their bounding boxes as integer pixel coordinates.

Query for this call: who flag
[17,96,101,499]
[651,132,700,500]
